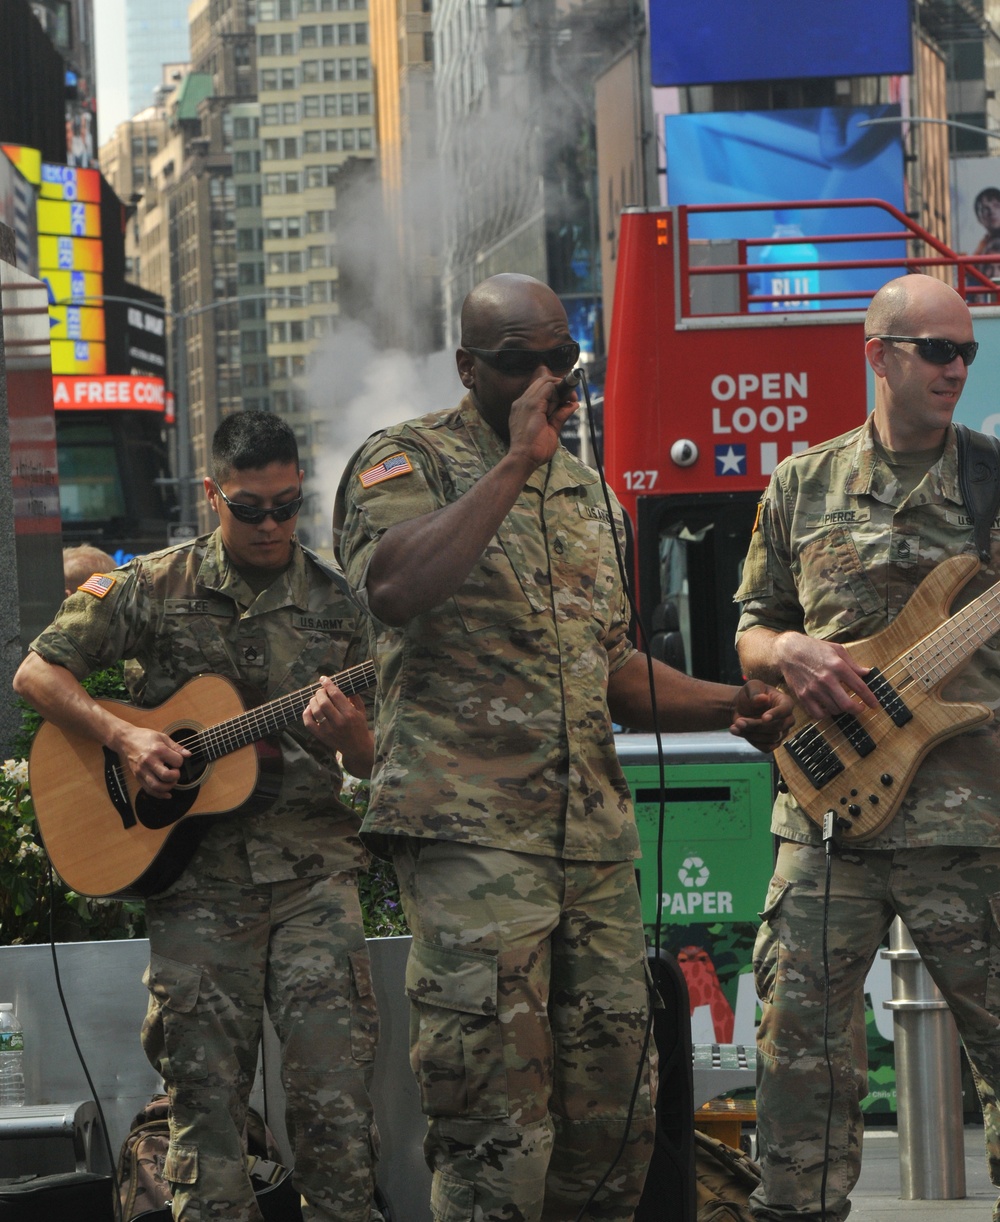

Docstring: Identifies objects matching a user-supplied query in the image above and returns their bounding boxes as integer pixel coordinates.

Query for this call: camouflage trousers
[392,839,657,1222]
[142,856,380,1222]
[751,840,1000,1222]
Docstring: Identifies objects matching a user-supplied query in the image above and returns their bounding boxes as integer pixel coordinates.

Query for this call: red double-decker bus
[603,200,1000,683]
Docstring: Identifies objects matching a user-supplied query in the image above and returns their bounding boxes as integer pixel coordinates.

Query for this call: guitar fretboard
[903,579,1000,691]
[188,660,376,761]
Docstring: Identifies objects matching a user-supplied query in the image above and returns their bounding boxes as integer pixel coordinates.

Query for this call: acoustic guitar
[29,661,376,899]
[774,553,1000,841]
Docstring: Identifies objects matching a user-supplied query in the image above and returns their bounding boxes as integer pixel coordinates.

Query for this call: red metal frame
[676,198,998,316]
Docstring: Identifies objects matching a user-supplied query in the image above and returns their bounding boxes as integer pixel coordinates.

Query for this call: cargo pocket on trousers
[404,938,507,1120]
[142,953,208,1083]
[430,1171,475,1221]
[753,874,791,1009]
[163,1143,199,1190]
[349,947,378,1063]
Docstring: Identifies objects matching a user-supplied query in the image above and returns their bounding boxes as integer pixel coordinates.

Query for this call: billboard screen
[38,163,107,375]
[40,163,101,202]
[649,0,912,87]
[665,106,907,309]
[52,375,167,412]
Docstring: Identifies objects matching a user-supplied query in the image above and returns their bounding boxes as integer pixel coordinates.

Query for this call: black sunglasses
[465,341,581,376]
[213,480,303,524]
[871,335,979,367]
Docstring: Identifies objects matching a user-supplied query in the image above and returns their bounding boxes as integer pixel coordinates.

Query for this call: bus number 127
[621,470,659,491]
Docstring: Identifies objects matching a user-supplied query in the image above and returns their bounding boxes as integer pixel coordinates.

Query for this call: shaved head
[461,274,558,349]
[864,273,975,451]
[456,273,574,440]
[865,274,966,338]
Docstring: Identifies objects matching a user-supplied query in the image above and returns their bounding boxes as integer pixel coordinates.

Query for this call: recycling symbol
[678,856,710,888]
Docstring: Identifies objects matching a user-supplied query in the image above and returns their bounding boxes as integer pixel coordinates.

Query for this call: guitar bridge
[867,666,913,727]
[103,747,137,829]
[784,724,845,790]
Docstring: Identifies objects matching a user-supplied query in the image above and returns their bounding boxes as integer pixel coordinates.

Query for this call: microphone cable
[568,367,670,1222]
[819,813,838,1222]
[46,864,124,1222]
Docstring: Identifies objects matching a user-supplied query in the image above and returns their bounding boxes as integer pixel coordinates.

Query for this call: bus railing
[676,198,998,318]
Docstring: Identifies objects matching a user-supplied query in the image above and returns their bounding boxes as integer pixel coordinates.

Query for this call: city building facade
[126,0,193,119]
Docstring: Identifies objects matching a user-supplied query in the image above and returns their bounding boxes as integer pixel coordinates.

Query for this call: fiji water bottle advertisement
[664,105,907,310]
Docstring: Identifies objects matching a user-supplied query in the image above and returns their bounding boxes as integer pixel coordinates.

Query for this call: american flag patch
[78,573,116,598]
[358,452,413,488]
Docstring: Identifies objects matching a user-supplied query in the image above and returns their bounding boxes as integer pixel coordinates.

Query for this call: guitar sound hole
[170,727,209,790]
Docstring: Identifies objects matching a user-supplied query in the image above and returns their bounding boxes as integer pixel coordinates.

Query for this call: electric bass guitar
[29,662,376,900]
[774,553,999,842]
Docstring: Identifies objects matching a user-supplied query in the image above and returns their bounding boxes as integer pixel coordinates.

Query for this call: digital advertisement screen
[649,0,912,87]
[665,106,907,309]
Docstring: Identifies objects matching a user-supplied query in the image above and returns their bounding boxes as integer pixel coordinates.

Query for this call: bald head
[461,274,561,349]
[865,273,968,338]
[865,273,975,450]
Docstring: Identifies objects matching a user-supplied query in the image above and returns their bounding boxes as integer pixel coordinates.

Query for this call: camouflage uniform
[735,417,1000,1221]
[336,397,657,1222]
[30,530,380,1222]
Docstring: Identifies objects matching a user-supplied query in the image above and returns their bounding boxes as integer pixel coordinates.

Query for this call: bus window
[636,492,760,685]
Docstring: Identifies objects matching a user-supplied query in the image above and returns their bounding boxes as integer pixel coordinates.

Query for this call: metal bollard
[881,917,966,1199]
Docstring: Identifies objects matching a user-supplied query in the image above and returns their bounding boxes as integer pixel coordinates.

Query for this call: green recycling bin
[616,731,775,1049]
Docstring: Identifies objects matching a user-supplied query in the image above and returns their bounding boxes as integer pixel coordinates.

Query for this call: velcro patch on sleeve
[77,573,116,598]
[358,452,413,488]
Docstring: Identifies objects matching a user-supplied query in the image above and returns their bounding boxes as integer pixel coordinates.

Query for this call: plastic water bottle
[0,1002,25,1106]
[750,210,821,311]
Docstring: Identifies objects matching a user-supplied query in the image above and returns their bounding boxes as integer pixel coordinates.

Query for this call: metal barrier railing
[676,198,999,316]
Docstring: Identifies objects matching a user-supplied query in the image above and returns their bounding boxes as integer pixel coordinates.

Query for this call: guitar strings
[786,587,1000,771]
[195,660,376,759]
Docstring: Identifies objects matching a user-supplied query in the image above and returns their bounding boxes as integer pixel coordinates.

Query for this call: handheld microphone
[559,368,583,392]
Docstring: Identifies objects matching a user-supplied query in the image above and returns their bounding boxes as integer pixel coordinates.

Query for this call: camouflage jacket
[335,395,639,862]
[735,417,1000,847]
[30,530,369,881]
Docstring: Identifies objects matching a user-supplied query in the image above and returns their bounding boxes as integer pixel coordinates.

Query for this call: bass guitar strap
[955,422,1000,564]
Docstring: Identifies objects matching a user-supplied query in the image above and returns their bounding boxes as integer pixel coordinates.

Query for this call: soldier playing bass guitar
[734,273,1000,1222]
